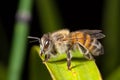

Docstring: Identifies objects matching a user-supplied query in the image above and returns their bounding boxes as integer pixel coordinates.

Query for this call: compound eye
[44,40,50,49]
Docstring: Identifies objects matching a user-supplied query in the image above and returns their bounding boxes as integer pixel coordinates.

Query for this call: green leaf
[29,46,51,80]
[31,46,102,80]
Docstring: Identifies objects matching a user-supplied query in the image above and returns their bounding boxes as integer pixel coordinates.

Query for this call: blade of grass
[102,0,119,77]
[31,46,102,80]
[7,0,33,80]
[29,46,51,80]
[35,0,62,32]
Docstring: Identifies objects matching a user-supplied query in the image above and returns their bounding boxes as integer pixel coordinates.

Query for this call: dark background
[0,0,103,38]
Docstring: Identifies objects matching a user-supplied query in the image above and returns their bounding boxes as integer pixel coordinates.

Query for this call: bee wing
[79,29,102,34]
[78,30,105,39]
[90,33,105,39]
[51,29,70,41]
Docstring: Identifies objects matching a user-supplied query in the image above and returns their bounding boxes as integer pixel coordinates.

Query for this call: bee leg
[40,51,43,56]
[67,50,72,70]
[76,43,94,60]
[43,54,51,62]
[84,50,94,60]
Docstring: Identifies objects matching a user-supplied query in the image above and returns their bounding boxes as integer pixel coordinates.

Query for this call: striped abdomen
[70,31,103,56]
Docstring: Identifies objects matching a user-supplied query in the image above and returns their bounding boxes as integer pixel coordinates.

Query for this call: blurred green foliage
[102,0,120,78]
[35,0,62,32]
[0,0,119,80]
[7,0,33,80]
[106,67,120,80]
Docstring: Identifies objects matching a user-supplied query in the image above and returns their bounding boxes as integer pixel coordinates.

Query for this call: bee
[28,29,105,70]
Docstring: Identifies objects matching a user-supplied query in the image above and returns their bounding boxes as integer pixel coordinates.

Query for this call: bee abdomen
[70,32,85,44]
[84,34,91,48]
[89,39,104,56]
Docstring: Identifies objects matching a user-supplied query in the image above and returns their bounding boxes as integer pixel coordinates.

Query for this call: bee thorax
[55,42,69,54]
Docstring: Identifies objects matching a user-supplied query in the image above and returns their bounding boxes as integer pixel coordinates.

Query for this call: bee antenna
[28,36,40,43]
[28,36,40,40]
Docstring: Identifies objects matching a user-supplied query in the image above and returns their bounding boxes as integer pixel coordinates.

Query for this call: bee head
[40,33,53,56]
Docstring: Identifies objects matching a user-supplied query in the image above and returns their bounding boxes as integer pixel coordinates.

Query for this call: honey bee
[28,29,105,70]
